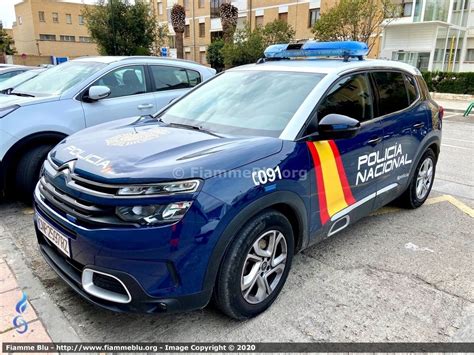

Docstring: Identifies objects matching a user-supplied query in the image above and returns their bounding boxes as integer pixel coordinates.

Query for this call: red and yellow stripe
[307,140,356,225]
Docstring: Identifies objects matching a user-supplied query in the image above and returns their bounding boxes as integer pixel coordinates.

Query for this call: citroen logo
[55,160,76,180]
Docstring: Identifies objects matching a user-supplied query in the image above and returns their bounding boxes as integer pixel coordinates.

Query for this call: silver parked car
[0,68,46,95]
[0,65,36,83]
[0,56,216,199]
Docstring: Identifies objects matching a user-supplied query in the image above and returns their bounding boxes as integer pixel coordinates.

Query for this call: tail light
[439,106,444,120]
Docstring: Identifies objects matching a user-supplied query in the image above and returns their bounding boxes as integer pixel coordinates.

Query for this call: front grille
[37,158,136,228]
[92,273,128,296]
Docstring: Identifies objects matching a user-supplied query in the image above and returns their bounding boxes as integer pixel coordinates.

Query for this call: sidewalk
[430,92,474,114]
[0,217,81,347]
[0,260,53,343]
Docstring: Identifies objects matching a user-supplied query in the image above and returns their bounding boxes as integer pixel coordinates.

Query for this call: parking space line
[370,194,474,218]
[424,194,474,218]
[441,144,472,150]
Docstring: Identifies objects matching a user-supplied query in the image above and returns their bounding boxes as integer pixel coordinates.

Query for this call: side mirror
[86,85,111,101]
[307,114,360,141]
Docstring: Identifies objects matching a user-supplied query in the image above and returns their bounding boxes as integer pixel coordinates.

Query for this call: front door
[82,65,156,127]
[306,72,386,239]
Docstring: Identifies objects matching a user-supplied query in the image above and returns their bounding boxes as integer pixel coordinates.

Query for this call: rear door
[148,65,202,110]
[370,71,428,208]
[81,65,156,127]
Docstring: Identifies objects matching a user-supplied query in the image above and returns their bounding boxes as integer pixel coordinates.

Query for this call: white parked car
[0,56,216,199]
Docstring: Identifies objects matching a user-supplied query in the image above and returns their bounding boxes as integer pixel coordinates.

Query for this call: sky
[1,0,97,28]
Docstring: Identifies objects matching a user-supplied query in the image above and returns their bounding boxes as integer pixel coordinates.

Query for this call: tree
[221,20,296,68]
[170,4,185,59]
[153,23,169,56]
[206,39,225,71]
[312,0,397,52]
[219,3,238,44]
[262,19,295,45]
[0,22,16,56]
[82,0,156,55]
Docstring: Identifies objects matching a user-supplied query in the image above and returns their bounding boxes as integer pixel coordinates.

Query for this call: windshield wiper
[167,122,222,138]
[10,91,35,97]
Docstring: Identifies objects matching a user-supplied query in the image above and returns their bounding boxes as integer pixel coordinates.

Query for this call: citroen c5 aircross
[33,42,442,319]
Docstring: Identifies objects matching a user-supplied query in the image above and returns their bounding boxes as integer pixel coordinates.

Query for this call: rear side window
[317,73,373,122]
[372,71,409,116]
[150,66,201,91]
[404,74,419,104]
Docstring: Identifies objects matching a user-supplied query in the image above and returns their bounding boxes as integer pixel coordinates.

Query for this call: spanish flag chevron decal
[307,141,356,225]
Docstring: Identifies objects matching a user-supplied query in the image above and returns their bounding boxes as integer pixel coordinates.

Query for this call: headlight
[117,179,200,196]
[116,201,192,225]
[0,105,19,119]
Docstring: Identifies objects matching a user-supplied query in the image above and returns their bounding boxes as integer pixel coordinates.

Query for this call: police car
[33,42,442,319]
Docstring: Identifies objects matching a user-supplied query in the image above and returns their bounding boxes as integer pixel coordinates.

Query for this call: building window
[308,8,320,27]
[199,22,205,37]
[211,0,224,18]
[255,15,264,27]
[52,12,59,23]
[158,2,163,15]
[79,36,92,43]
[278,12,288,23]
[466,49,474,62]
[198,0,205,8]
[184,24,190,37]
[78,15,84,25]
[66,13,72,24]
[38,11,45,22]
[39,34,56,41]
[200,51,207,64]
[18,16,22,25]
[402,1,413,17]
[60,35,75,42]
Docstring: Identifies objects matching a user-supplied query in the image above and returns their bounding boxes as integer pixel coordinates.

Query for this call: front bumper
[33,186,222,313]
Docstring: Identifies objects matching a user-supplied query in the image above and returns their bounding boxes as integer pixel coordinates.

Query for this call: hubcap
[241,230,288,304]
[416,157,434,200]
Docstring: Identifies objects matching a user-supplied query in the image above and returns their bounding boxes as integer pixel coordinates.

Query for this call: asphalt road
[0,112,472,343]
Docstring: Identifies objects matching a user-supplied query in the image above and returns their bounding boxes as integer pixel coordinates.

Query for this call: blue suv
[33,42,442,319]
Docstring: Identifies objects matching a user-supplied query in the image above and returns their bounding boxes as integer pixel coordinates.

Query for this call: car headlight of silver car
[116,202,193,225]
[117,179,200,196]
[0,105,19,119]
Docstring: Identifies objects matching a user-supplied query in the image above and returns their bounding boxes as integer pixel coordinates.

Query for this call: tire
[214,209,294,320]
[397,148,436,209]
[15,145,54,201]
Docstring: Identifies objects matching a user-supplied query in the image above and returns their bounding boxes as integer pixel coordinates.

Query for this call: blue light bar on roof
[264,41,369,60]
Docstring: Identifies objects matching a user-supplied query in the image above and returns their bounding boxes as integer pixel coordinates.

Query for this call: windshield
[0,69,44,91]
[13,61,106,96]
[160,70,324,137]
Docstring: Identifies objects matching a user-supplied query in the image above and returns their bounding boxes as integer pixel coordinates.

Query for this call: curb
[0,222,81,343]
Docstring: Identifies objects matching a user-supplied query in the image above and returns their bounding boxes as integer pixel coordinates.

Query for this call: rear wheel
[15,145,53,201]
[398,148,436,209]
[214,210,294,320]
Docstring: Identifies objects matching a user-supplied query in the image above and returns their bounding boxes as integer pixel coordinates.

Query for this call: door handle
[367,137,382,146]
[413,122,425,129]
[137,103,154,109]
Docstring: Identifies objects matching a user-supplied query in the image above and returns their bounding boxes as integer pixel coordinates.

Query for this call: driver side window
[93,65,146,99]
[317,73,373,123]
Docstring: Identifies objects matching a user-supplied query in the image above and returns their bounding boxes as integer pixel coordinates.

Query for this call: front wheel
[214,210,294,320]
[398,148,436,209]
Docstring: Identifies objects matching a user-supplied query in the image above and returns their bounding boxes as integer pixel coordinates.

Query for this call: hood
[0,94,59,107]
[50,117,283,183]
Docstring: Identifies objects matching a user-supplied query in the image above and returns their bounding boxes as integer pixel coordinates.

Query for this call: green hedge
[422,71,474,95]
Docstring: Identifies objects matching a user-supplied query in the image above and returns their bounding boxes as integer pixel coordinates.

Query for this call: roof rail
[262,41,369,62]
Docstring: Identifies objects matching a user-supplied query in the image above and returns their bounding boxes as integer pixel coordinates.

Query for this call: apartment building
[150,0,339,64]
[380,0,474,72]
[12,0,98,58]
